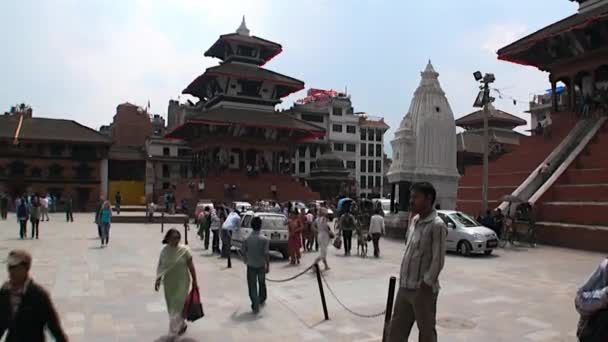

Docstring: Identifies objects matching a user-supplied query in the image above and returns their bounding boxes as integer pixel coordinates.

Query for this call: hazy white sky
[0,0,577,144]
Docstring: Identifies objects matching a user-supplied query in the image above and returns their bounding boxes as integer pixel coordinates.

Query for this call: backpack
[578,310,608,342]
[342,214,356,230]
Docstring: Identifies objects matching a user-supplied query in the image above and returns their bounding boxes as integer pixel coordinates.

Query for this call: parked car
[232,201,252,212]
[372,198,391,216]
[232,212,289,259]
[437,210,499,256]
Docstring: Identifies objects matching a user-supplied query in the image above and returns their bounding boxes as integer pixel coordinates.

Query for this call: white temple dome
[388,61,459,209]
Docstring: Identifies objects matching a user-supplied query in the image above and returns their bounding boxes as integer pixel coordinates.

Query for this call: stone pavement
[0,213,603,341]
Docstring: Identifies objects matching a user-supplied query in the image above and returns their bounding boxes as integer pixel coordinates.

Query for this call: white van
[232,212,289,259]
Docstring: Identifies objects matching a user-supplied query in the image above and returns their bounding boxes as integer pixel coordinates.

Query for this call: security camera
[473,71,483,81]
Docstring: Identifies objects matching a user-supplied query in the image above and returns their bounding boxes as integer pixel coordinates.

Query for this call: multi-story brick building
[0,109,111,210]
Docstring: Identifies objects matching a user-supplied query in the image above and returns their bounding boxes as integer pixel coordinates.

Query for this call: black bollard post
[184,219,189,245]
[382,276,397,342]
[227,233,232,268]
[161,212,165,233]
[314,263,329,321]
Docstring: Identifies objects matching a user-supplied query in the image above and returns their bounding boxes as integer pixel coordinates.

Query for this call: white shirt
[306,213,314,223]
[222,212,241,231]
[368,214,385,234]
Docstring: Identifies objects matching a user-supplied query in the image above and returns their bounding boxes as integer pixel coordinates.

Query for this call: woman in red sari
[287,210,303,265]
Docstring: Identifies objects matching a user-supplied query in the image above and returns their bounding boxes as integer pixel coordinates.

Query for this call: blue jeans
[247,266,267,312]
[100,223,111,245]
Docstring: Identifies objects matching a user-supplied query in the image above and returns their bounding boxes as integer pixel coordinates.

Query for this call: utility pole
[482,83,490,213]
[473,72,495,213]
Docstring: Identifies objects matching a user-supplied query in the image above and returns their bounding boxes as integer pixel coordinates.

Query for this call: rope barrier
[320,271,386,319]
[233,248,315,283]
[266,264,315,283]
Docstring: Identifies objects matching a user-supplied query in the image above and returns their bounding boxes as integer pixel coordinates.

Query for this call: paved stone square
[0,213,602,341]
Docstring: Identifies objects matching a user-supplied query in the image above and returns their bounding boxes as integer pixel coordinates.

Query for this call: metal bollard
[184,219,189,245]
[227,234,232,268]
[314,263,329,321]
[382,276,397,342]
[161,212,165,233]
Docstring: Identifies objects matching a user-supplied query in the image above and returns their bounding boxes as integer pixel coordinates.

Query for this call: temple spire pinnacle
[236,16,250,36]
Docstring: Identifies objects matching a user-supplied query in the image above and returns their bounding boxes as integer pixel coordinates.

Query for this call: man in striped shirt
[387,182,447,342]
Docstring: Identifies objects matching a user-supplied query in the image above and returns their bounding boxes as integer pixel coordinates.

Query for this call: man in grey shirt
[242,216,270,314]
[388,182,447,342]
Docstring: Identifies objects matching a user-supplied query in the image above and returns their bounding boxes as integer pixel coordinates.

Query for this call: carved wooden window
[50,144,64,157]
[9,160,26,176]
[237,80,262,97]
[49,164,63,178]
[74,163,93,179]
[30,167,42,178]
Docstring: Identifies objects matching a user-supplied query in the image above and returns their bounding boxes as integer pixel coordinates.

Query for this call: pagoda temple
[166,18,324,203]
[456,105,526,173]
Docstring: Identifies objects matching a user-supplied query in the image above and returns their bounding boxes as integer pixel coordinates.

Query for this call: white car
[437,210,499,256]
[373,198,391,216]
[232,212,289,259]
[232,201,252,212]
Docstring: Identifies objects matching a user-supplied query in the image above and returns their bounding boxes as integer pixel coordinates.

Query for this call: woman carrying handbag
[155,228,200,338]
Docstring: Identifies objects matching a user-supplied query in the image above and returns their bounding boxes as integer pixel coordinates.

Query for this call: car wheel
[458,241,472,256]
[484,250,493,256]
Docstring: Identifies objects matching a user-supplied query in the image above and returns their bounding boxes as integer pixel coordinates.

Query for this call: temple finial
[236,16,250,36]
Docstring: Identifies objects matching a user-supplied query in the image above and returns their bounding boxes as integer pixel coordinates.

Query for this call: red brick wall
[0,157,102,211]
[111,104,153,147]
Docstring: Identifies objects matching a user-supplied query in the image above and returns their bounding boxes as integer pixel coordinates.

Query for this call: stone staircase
[456,112,578,215]
[175,171,320,205]
[535,119,608,252]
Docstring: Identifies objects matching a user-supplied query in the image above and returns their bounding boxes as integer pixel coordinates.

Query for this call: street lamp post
[473,71,495,214]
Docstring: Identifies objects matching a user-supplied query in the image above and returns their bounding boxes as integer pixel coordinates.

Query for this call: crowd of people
[2,183,607,341]
[0,192,75,240]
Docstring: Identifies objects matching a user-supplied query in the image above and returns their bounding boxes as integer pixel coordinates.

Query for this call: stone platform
[110,211,189,224]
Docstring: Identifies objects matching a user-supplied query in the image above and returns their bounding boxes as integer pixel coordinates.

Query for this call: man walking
[0,250,68,341]
[221,208,240,267]
[64,195,74,222]
[16,198,29,239]
[114,191,122,215]
[337,207,357,256]
[387,182,447,342]
[210,208,222,254]
[0,194,8,220]
[198,207,211,250]
[369,208,386,258]
[242,217,270,314]
[39,195,49,222]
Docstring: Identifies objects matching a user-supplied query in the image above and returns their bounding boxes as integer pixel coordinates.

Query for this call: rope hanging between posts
[266,264,315,283]
[320,271,386,318]
[233,249,315,283]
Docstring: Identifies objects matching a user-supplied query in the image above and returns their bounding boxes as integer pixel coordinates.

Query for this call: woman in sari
[155,228,199,338]
[287,210,303,265]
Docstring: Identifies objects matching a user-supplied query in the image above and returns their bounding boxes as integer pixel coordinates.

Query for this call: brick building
[0,112,111,211]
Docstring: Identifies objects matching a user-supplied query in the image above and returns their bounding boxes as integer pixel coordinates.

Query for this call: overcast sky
[0,0,576,145]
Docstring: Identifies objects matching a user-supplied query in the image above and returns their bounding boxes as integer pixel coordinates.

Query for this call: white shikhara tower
[387,61,459,210]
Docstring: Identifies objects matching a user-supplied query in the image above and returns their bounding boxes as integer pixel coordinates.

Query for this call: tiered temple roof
[167,18,323,143]
[497,1,608,71]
